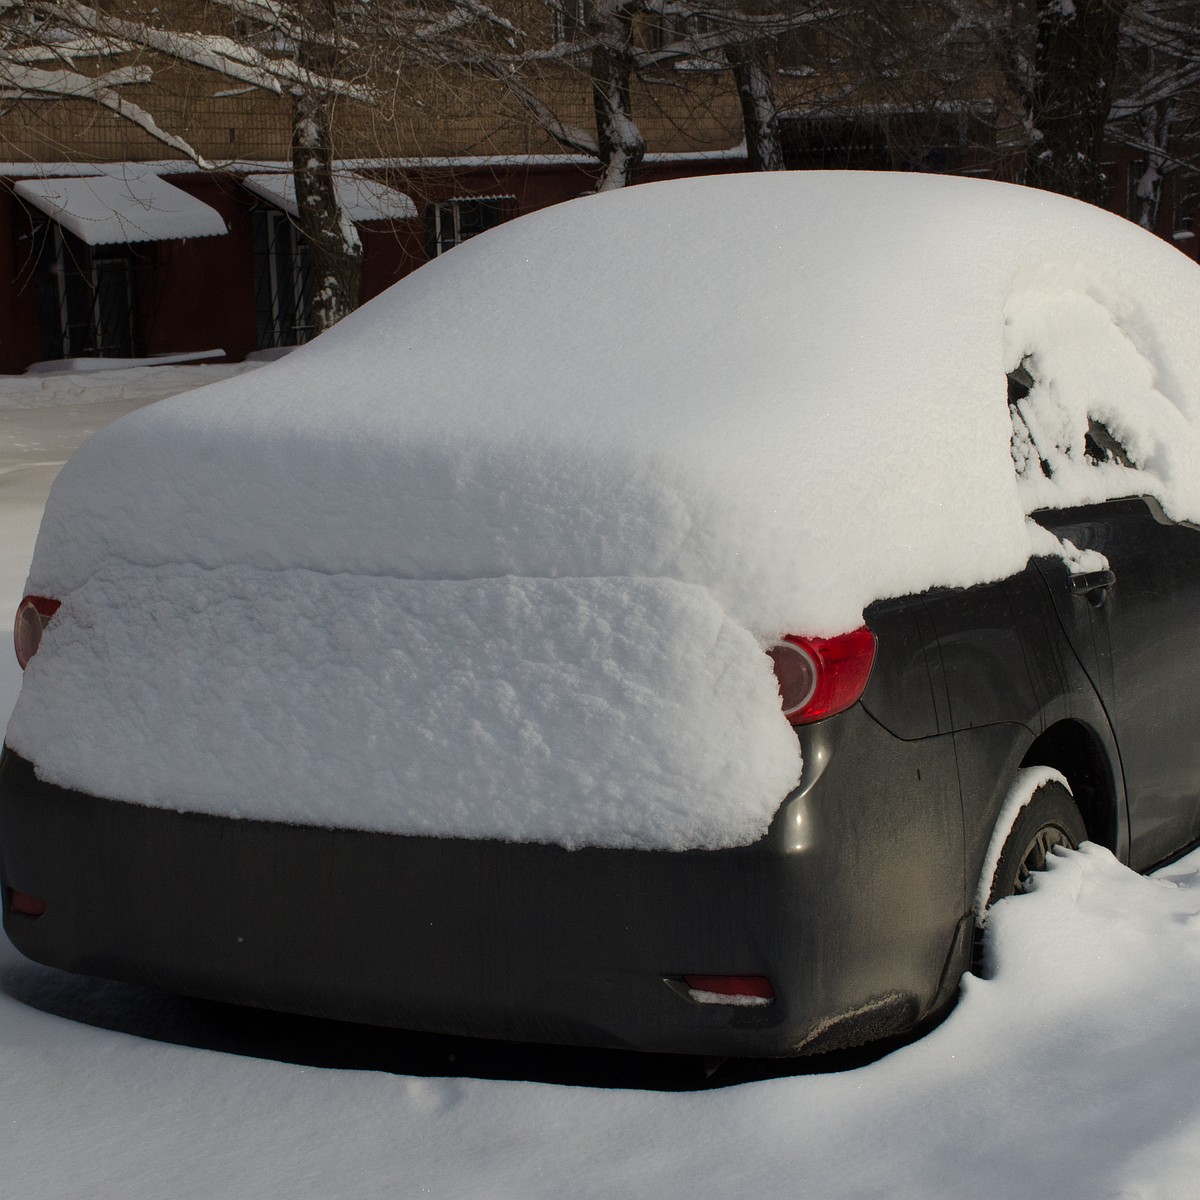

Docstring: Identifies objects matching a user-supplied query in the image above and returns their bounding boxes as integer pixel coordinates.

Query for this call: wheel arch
[1019,718,1123,856]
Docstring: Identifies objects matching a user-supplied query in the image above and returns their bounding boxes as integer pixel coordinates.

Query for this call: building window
[669,13,717,42]
[425,196,512,258]
[643,12,722,63]
[780,116,895,171]
[779,113,989,174]
[777,27,823,75]
[32,220,139,361]
[251,206,313,349]
[553,0,590,42]
[1173,182,1197,242]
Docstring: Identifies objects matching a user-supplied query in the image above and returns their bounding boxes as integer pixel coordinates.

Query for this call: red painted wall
[140,174,260,361]
[0,190,44,375]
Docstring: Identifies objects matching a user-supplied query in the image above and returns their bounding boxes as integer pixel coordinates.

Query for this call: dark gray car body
[4,496,1195,1056]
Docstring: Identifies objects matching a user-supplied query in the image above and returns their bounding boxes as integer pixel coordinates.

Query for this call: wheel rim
[1014,823,1075,892]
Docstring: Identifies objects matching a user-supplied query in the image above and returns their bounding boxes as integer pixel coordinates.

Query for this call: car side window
[1007,364,1046,480]
[1083,417,1132,468]
[1007,357,1137,491]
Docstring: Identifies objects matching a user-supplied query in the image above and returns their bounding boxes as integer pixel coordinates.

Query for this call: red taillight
[682,975,775,1005]
[7,889,47,918]
[14,595,60,670]
[767,626,876,725]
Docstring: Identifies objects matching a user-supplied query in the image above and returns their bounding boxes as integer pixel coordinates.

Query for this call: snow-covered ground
[2,366,1200,1198]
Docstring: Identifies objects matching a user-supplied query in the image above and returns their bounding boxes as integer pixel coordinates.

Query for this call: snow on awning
[13,174,227,246]
[242,172,417,223]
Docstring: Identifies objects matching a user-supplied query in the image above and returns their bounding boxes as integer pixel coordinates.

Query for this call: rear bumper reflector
[681,974,775,1006]
[7,889,47,917]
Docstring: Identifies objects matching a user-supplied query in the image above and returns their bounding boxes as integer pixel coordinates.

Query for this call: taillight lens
[14,595,60,669]
[768,626,876,724]
[682,974,775,1005]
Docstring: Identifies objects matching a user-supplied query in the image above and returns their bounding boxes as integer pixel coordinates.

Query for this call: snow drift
[12,172,1200,847]
[7,568,799,849]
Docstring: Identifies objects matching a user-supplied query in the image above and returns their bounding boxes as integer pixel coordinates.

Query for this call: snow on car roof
[26,171,1200,637]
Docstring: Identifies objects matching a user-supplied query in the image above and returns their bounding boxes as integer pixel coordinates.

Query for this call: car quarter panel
[1032,498,1200,871]
[917,562,1127,899]
[858,597,944,739]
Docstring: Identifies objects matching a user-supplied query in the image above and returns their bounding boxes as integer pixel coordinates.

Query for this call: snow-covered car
[5,172,1200,1057]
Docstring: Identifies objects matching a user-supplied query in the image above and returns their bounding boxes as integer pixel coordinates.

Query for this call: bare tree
[1023,0,1128,202]
[727,35,782,171]
[1,0,377,327]
[472,1,647,191]
[476,2,845,190]
[0,0,209,160]
[223,0,517,328]
[1110,1,1200,231]
[1,0,516,330]
[931,1,1130,202]
[893,1,1200,223]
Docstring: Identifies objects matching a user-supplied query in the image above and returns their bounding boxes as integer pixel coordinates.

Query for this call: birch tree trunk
[1131,100,1174,230]
[728,40,783,172]
[290,88,362,335]
[590,5,644,190]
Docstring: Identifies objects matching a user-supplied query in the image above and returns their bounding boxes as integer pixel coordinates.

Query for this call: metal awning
[13,174,227,246]
[242,171,417,222]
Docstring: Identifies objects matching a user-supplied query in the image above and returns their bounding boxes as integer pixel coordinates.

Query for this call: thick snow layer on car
[0,365,256,721]
[27,172,1200,637]
[1007,285,1200,513]
[14,172,1200,846]
[6,567,801,848]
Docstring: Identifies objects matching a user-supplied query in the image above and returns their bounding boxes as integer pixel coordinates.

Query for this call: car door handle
[1069,568,1116,606]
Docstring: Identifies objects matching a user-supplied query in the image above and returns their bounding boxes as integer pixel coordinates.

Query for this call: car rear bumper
[0,710,970,1057]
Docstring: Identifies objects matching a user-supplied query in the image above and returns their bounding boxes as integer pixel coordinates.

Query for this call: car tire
[984,779,1087,907]
[972,779,1087,977]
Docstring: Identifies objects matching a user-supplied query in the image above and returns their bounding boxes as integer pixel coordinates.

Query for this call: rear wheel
[985,780,1086,906]
[973,779,1086,975]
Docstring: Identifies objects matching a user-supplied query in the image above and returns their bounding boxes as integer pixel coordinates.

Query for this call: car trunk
[7,563,802,853]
